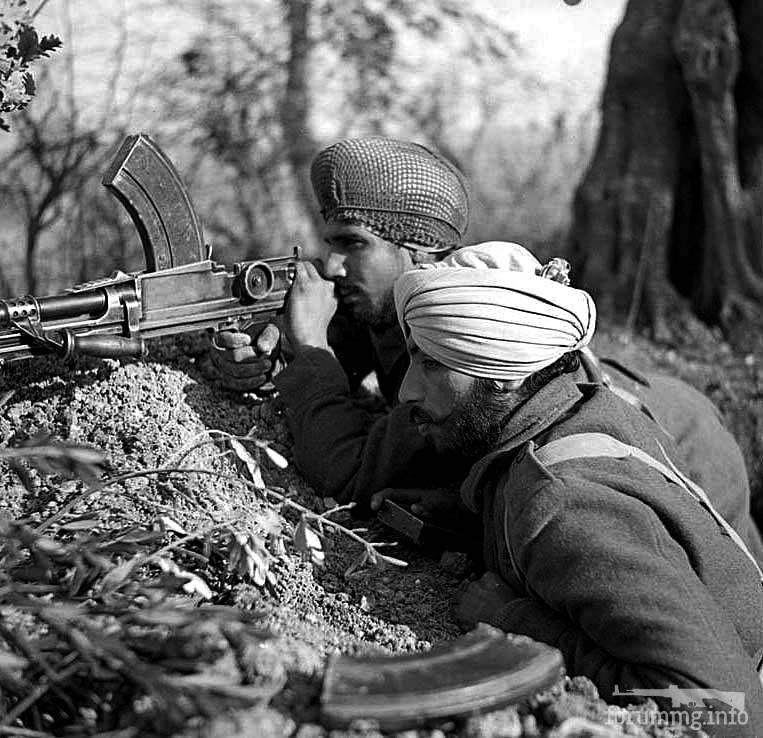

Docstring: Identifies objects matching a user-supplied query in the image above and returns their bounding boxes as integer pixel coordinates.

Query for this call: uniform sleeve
[492,475,763,720]
[273,347,455,512]
[325,309,376,394]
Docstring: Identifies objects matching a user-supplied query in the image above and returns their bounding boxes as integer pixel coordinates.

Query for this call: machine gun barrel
[0,290,107,326]
[0,254,295,364]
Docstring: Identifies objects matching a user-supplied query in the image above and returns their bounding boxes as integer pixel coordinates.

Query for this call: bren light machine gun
[0,134,296,365]
[0,137,568,724]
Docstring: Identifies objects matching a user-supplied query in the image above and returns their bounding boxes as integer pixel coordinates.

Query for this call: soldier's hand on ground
[284,261,338,353]
[454,571,520,632]
[370,487,466,523]
[209,322,281,392]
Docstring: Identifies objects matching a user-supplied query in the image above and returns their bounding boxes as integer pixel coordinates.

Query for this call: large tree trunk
[570,0,763,335]
[736,0,763,272]
[569,0,687,338]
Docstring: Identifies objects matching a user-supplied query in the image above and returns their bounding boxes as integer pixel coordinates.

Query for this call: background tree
[161,0,518,260]
[0,103,98,293]
[570,0,763,341]
[0,0,144,294]
[0,0,606,293]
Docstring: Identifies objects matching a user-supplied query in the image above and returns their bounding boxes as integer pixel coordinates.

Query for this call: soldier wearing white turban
[393,243,763,729]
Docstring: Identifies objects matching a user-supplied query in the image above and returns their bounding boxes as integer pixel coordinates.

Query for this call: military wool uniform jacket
[274,317,763,566]
[463,373,763,734]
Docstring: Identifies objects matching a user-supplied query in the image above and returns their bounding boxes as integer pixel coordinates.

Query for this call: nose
[398,362,424,404]
[323,250,347,279]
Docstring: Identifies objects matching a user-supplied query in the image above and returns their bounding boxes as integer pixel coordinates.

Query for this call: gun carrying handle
[63,332,147,360]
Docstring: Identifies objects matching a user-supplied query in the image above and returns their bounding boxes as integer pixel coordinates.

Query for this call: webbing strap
[534,432,763,582]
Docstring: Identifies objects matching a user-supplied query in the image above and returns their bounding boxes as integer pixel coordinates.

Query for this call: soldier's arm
[274,347,457,512]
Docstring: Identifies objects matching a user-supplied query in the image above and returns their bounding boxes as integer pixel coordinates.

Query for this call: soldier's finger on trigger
[256,324,281,354]
[371,487,417,510]
[390,489,425,506]
[293,261,309,285]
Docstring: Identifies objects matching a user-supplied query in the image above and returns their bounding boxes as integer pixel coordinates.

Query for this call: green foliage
[0,0,62,131]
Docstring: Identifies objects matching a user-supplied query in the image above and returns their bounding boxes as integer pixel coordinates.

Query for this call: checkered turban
[394,242,597,382]
[310,137,470,253]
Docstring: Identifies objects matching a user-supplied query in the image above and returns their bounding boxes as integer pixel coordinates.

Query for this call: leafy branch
[2,427,407,592]
[0,0,62,131]
[0,422,408,733]
[105,427,408,571]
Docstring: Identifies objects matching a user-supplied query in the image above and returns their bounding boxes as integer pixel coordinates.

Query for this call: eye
[422,357,441,371]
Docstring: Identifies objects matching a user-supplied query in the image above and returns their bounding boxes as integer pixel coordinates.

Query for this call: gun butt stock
[102,134,206,272]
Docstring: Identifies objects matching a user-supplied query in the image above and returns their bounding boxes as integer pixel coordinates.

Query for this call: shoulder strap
[533,432,763,582]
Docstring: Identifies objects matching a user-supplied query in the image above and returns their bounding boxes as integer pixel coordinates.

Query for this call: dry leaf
[293,519,325,566]
[159,516,188,536]
[229,438,265,490]
[262,444,288,469]
[59,518,100,531]
[243,539,269,587]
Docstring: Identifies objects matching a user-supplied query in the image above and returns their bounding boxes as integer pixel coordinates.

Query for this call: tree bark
[25,219,40,295]
[571,0,763,332]
[675,0,744,317]
[281,0,322,238]
[569,0,687,337]
[736,0,763,271]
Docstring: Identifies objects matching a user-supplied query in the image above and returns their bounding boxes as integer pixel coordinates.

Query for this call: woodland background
[0,0,622,295]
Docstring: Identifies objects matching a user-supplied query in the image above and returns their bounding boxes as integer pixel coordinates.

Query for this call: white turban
[394,241,596,382]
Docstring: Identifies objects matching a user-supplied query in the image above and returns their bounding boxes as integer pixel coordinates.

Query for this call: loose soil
[1,317,760,738]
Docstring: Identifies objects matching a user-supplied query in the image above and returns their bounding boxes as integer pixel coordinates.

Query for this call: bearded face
[400,343,526,459]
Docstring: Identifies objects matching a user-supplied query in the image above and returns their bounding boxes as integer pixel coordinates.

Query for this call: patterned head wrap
[310,137,470,253]
[394,241,596,382]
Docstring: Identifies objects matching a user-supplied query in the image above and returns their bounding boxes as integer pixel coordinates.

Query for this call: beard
[346,289,397,328]
[427,380,522,460]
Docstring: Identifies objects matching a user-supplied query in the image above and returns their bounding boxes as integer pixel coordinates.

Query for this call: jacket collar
[460,372,590,512]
